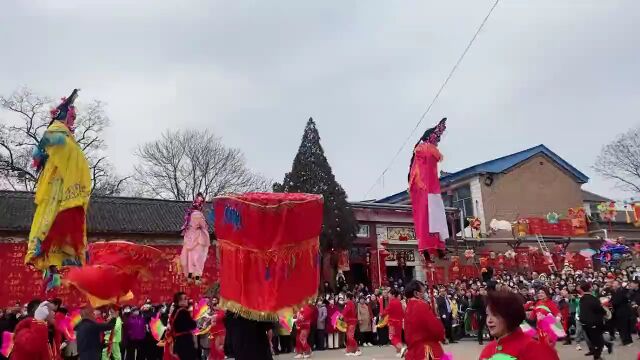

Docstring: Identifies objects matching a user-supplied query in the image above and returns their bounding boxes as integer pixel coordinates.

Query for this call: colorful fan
[56,315,76,341]
[149,313,166,342]
[537,314,566,341]
[376,315,389,328]
[193,298,209,320]
[441,353,454,360]
[278,311,294,333]
[0,331,13,358]
[519,322,536,338]
[69,309,82,328]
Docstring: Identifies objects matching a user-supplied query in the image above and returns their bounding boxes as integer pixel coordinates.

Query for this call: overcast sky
[1,0,639,202]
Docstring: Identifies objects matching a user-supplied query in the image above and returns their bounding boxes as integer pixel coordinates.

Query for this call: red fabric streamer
[214,193,323,320]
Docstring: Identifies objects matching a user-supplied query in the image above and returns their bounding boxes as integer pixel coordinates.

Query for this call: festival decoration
[180,193,210,283]
[597,239,631,266]
[504,250,516,259]
[408,117,449,259]
[597,201,617,222]
[567,208,587,235]
[150,313,166,341]
[215,193,323,321]
[464,249,475,259]
[528,246,539,254]
[64,265,135,307]
[545,212,560,224]
[26,89,90,290]
[64,241,163,307]
[489,251,496,259]
[513,218,529,238]
[633,203,640,227]
[468,217,482,239]
[579,248,596,258]
[0,331,13,358]
[450,256,460,273]
[519,321,536,338]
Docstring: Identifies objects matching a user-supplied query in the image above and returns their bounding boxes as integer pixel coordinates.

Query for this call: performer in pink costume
[409,118,449,262]
[180,193,210,283]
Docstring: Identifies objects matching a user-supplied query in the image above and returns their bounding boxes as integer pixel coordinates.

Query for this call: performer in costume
[27,89,91,289]
[528,288,560,348]
[381,288,406,355]
[180,193,210,284]
[208,298,226,360]
[11,302,54,360]
[163,292,197,360]
[341,293,360,356]
[294,303,313,358]
[479,290,559,360]
[409,118,449,263]
[404,281,445,360]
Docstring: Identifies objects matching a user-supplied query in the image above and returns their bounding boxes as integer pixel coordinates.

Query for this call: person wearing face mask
[124,308,146,360]
[479,290,559,360]
[403,280,444,360]
[356,297,373,347]
[315,300,327,351]
[325,298,340,350]
[11,301,55,360]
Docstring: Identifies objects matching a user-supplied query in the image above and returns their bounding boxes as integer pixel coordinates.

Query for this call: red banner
[0,243,218,308]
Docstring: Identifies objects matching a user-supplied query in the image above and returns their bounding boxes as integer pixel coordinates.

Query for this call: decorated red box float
[214,192,323,321]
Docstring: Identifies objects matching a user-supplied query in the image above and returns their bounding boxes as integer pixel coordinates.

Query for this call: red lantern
[479,257,488,268]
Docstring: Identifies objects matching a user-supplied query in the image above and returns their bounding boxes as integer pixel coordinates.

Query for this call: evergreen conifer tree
[274,118,357,251]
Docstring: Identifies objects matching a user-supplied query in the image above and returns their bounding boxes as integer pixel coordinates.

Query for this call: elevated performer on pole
[214,193,323,360]
[180,192,210,284]
[26,89,91,291]
[409,117,449,264]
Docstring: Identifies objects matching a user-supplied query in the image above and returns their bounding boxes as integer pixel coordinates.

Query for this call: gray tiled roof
[0,191,198,235]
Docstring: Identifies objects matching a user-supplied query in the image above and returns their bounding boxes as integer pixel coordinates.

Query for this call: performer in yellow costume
[26,89,91,289]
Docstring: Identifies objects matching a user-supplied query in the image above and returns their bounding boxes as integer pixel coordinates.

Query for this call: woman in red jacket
[403,280,445,360]
[529,287,560,347]
[479,290,559,360]
[342,293,361,356]
[382,288,406,355]
[295,303,314,358]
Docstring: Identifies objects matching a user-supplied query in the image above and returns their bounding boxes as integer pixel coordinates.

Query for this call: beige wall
[480,155,584,222]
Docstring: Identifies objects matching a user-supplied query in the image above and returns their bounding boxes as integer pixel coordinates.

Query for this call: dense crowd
[0,264,639,360]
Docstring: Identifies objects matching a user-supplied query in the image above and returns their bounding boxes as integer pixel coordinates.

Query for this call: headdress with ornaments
[181,192,206,234]
[408,117,447,182]
[50,89,80,132]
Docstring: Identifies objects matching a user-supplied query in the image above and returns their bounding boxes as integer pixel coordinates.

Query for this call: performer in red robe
[409,118,449,262]
[342,293,360,356]
[295,303,313,357]
[381,288,405,354]
[11,302,54,360]
[403,281,445,360]
[208,300,226,360]
[480,290,559,360]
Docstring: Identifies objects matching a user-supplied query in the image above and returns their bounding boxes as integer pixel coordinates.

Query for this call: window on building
[442,184,473,218]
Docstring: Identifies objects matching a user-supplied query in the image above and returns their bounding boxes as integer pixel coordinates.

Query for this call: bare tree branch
[133,129,270,200]
[594,126,640,194]
[0,87,128,195]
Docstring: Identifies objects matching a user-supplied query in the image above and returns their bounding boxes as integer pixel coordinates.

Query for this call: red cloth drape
[214,193,323,320]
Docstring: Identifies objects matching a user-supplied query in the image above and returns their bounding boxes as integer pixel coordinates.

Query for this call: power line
[364,0,500,199]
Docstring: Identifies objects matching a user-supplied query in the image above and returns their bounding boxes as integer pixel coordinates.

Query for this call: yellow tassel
[219,294,318,322]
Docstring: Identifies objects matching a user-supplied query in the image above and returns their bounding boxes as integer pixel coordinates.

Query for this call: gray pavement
[273,340,640,359]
